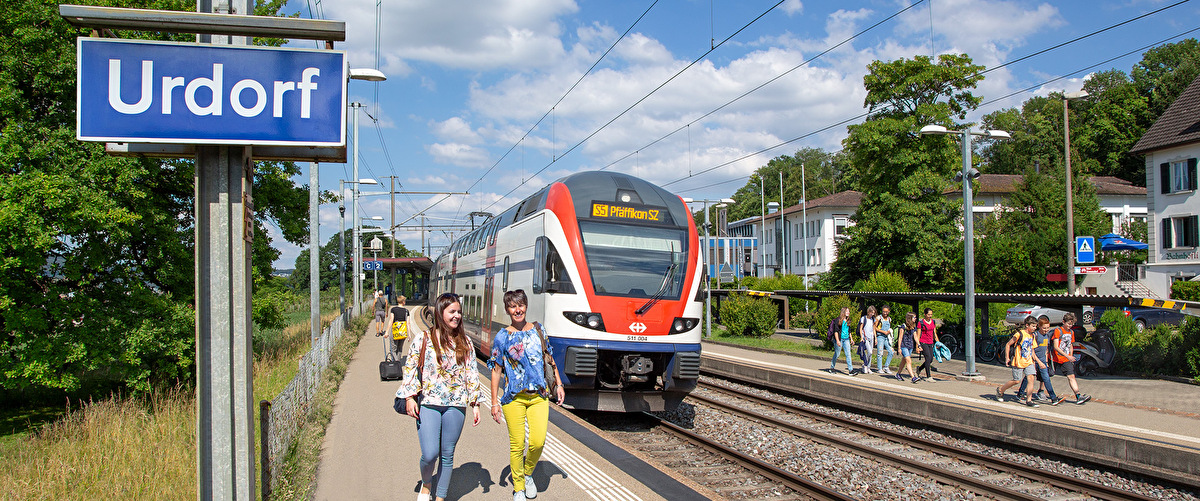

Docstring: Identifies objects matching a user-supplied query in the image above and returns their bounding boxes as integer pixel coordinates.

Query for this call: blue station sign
[77,38,347,146]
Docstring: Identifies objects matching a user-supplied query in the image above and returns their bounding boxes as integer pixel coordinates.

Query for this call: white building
[1129,74,1200,297]
[731,190,861,282]
[945,174,1147,234]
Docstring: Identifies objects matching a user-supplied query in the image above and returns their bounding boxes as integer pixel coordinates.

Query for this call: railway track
[695,380,1160,501]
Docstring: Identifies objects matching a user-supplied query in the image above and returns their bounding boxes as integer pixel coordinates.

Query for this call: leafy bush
[1172,280,1200,301]
[813,295,859,349]
[718,293,778,338]
[1097,309,1200,379]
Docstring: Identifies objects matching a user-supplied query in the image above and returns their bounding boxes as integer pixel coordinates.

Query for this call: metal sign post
[62,4,346,499]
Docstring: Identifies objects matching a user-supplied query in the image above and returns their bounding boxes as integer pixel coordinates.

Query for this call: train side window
[503,256,510,291]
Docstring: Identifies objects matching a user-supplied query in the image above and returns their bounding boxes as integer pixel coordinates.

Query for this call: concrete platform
[701,339,1200,489]
[313,312,702,501]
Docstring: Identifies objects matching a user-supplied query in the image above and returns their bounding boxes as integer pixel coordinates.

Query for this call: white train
[429,171,704,412]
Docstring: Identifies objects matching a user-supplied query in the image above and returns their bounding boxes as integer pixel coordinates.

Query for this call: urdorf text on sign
[77,38,346,146]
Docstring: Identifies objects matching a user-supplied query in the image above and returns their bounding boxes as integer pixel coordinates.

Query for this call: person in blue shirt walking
[488,289,565,501]
[828,307,854,374]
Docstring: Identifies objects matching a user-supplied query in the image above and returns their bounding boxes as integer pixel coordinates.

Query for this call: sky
[270,0,1200,269]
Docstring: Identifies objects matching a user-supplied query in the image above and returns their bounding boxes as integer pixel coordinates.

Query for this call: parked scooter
[1071,326,1115,377]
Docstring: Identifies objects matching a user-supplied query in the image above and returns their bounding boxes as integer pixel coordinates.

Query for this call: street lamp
[348,68,387,315]
[684,197,735,338]
[1063,90,1089,295]
[920,124,1011,377]
[342,176,379,318]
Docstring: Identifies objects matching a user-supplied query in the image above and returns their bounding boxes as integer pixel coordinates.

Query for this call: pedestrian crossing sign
[1076,236,1095,264]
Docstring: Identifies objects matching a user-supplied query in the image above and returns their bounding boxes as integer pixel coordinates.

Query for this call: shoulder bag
[532,322,560,403]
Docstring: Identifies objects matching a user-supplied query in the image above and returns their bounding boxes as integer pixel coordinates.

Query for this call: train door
[526,215,547,323]
[481,271,495,350]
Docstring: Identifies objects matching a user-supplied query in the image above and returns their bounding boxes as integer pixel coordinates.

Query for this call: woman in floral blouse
[488,289,564,501]
[396,293,482,501]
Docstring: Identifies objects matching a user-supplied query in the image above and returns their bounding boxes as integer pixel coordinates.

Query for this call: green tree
[1131,39,1200,122]
[0,0,311,394]
[980,95,1064,175]
[974,171,1110,293]
[829,54,985,291]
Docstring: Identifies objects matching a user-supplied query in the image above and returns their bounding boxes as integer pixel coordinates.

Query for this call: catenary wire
[664,3,1194,190]
[454,0,664,217]
[672,26,1200,196]
[482,0,790,212]
[597,0,927,173]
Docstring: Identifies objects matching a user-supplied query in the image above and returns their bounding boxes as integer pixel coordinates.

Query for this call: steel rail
[642,413,855,501]
[689,391,1045,501]
[699,382,1159,501]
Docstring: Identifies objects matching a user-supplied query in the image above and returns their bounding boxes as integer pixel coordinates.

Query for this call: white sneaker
[417,491,431,501]
[513,491,526,501]
[862,367,872,374]
[883,368,892,374]
[525,475,537,498]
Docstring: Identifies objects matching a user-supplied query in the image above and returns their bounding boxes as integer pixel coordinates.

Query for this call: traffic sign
[1074,266,1108,274]
[1075,236,1095,264]
[77,38,346,146]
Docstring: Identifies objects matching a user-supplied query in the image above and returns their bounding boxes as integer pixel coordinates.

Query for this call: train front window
[579,221,687,299]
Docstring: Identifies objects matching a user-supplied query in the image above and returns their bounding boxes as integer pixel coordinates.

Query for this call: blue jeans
[875,335,894,371]
[416,405,467,499]
[830,338,853,372]
[1018,364,1058,400]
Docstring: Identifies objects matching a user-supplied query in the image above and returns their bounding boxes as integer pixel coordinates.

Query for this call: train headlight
[564,311,606,332]
[671,317,699,334]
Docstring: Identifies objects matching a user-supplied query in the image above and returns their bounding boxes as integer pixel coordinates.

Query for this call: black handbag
[393,336,428,414]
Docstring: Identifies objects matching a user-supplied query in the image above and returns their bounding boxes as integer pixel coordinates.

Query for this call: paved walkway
[312,310,675,501]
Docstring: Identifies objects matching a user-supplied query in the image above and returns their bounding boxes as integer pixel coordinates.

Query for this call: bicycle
[938,324,960,359]
[975,325,1013,363]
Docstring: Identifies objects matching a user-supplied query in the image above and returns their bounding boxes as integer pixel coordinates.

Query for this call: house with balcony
[1129,74,1200,298]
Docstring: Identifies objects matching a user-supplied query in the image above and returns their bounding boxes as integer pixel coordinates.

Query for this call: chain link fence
[260,308,358,498]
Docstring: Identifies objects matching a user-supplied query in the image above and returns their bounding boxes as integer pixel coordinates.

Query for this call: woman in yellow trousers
[488,289,565,501]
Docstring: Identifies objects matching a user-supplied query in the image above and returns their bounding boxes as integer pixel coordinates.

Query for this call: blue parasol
[1099,233,1148,251]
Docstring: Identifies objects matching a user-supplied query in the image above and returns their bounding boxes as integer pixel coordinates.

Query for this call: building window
[1162,215,1199,249]
[834,217,848,236]
[1161,159,1198,194]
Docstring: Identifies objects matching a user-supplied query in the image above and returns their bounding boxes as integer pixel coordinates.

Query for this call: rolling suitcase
[379,336,403,381]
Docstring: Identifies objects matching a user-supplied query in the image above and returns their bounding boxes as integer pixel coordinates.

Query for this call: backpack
[826,317,839,344]
[1050,327,1073,364]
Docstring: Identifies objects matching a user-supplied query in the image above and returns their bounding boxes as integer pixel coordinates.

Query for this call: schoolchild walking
[998,316,1044,407]
[489,290,566,501]
[1018,318,1064,405]
[828,307,855,374]
[895,312,920,382]
[1050,313,1092,404]
[915,308,940,382]
[396,293,482,501]
[874,306,895,374]
[858,305,877,374]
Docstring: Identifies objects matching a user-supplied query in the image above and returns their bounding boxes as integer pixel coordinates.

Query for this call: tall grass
[0,292,347,500]
[0,389,195,500]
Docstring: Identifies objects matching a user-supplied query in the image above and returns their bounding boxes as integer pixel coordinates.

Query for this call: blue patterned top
[395,330,483,408]
[487,325,555,406]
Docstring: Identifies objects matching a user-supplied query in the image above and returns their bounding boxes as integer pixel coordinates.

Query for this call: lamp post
[801,162,808,289]
[347,68,387,315]
[920,124,1011,377]
[1063,90,1089,295]
[340,179,376,322]
[684,197,734,338]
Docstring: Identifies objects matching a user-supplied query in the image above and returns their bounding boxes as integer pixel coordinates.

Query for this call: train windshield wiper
[636,262,677,316]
